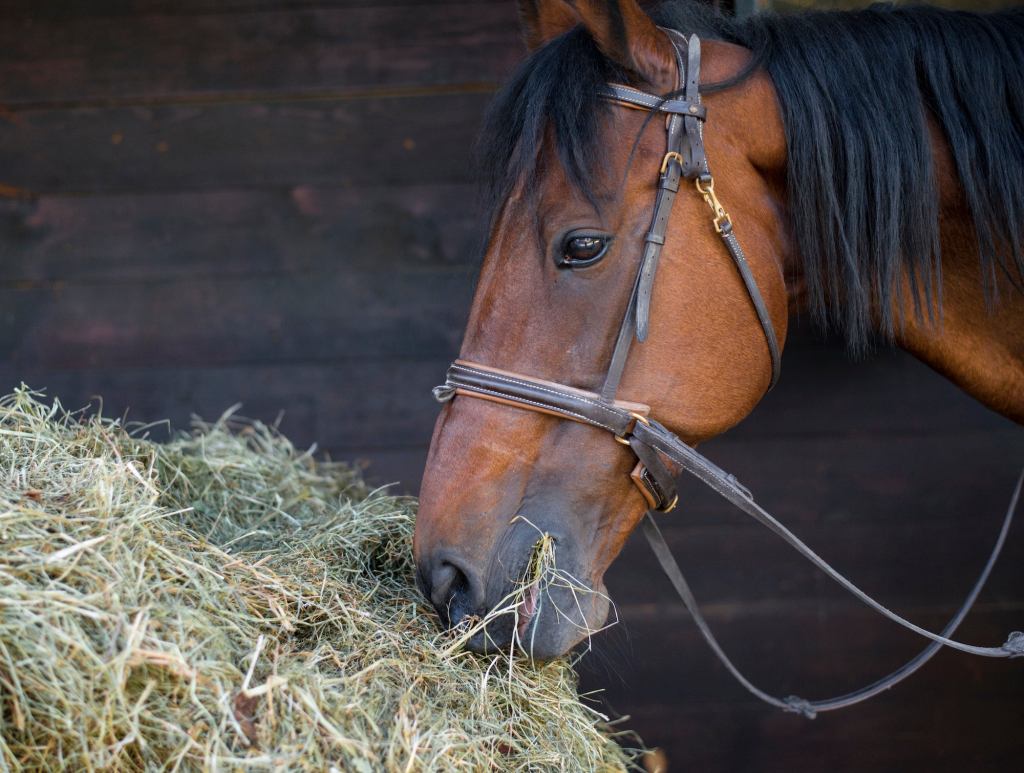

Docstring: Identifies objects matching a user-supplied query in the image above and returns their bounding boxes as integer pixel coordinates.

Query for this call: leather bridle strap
[642,468,1023,717]
[433,360,651,437]
[434,361,1024,696]
[629,418,1024,664]
[596,35,781,400]
[596,40,691,402]
[432,29,1023,717]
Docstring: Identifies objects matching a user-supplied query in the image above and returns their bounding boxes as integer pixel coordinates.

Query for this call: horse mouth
[516,578,541,640]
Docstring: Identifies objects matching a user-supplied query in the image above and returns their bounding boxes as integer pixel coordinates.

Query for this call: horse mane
[478,2,1024,351]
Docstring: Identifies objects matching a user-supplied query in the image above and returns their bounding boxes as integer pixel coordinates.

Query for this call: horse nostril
[429,561,458,608]
[427,556,479,628]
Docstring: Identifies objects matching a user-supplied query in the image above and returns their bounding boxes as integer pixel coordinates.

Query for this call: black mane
[478,2,1024,350]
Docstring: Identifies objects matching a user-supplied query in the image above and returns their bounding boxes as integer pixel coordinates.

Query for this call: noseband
[434,32,1022,717]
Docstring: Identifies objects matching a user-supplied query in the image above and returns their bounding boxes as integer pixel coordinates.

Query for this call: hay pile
[0,387,636,771]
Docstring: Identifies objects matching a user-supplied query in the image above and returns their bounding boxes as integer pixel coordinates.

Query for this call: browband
[598,83,707,118]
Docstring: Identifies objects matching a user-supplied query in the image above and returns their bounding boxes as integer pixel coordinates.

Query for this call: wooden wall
[2,2,1022,771]
[0,0,522,488]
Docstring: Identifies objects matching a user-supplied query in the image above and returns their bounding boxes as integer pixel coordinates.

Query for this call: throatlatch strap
[719,221,782,389]
[597,33,781,400]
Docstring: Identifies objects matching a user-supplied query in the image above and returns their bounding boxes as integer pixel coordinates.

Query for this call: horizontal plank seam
[0,265,478,288]
[0,179,481,201]
[0,174,480,199]
[0,81,500,112]
[0,1,514,22]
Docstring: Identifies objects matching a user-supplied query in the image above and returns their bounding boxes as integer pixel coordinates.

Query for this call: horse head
[414,0,789,659]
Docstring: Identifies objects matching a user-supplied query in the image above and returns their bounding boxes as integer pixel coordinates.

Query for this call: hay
[0,387,637,771]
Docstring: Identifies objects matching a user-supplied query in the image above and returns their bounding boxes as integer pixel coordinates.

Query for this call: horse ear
[518,0,580,51]
[568,0,677,92]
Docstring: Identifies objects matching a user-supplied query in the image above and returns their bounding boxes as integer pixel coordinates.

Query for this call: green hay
[0,387,638,771]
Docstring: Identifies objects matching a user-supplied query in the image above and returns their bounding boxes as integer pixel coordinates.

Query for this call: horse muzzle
[416,525,611,660]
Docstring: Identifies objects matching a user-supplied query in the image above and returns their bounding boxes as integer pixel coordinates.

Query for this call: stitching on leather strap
[452,383,621,434]
[449,363,628,424]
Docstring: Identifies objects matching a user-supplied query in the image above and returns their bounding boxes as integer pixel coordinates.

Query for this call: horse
[413,0,1024,684]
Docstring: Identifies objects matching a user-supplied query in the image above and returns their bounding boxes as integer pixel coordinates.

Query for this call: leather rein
[433,32,1023,717]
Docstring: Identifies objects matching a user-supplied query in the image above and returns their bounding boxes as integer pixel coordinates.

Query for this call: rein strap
[431,30,1022,717]
[434,361,1024,716]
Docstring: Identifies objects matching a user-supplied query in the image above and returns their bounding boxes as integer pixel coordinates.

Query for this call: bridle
[433,32,1023,716]
[438,31,780,517]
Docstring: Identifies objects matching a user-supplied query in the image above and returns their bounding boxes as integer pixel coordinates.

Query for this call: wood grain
[3,270,473,367]
[0,360,447,453]
[0,1,514,20]
[578,603,1024,771]
[0,184,483,282]
[0,94,490,194]
[0,5,522,105]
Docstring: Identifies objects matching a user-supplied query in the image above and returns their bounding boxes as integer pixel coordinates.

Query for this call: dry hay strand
[0,387,639,771]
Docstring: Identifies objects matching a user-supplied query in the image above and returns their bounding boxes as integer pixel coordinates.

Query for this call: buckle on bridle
[660,151,685,175]
[615,411,650,445]
[618,412,680,513]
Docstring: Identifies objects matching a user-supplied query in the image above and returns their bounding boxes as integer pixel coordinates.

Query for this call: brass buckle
[615,411,650,445]
[695,175,732,233]
[660,151,684,175]
[659,493,680,514]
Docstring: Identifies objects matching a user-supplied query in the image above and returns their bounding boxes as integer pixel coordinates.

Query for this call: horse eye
[558,234,610,268]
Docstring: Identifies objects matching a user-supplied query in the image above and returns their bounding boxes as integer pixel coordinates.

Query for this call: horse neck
[891,122,1024,423]
[754,101,1024,423]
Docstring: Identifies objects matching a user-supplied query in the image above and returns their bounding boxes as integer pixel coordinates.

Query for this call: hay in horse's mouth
[515,531,556,642]
[516,578,541,638]
[507,528,621,656]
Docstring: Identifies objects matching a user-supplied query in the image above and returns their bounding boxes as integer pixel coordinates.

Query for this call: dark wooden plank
[0,5,522,105]
[0,359,446,454]
[605,474,1024,609]
[0,365,436,492]
[0,360,431,488]
[578,605,1024,771]
[2,267,475,367]
[734,323,1015,436]
[349,446,429,491]
[676,427,1024,528]
[590,693,1022,773]
[0,93,490,193]
[0,1,513,20]
[582,602,1024,704]
[0,184,483,282]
